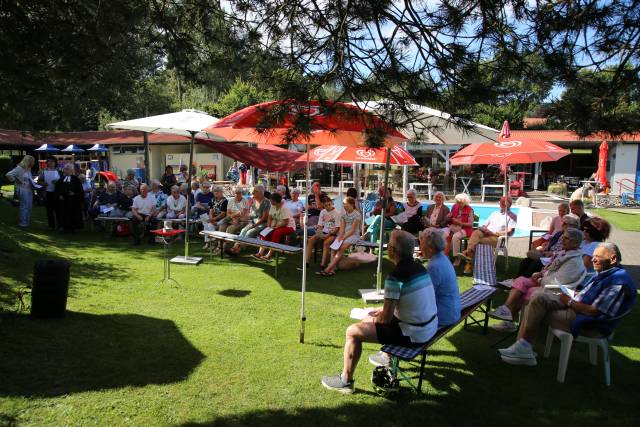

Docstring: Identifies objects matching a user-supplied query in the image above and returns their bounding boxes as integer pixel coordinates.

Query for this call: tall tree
[0,0,161,131]
[217,0,640,141]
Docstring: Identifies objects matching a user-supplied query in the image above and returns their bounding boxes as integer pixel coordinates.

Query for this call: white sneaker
[490,305,513,321]
[491,320,517,332]
[499,340,537,366]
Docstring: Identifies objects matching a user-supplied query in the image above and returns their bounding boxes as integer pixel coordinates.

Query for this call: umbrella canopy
[207,100,406,344]
[87,143,109,152]
[196,138,305,171]
[204,100,406,147]
[355,100,499,145]
[449,138,569,166]
[108,109,222,265]
[61,144,84,153]
[596,141,609,187]
[107,109,221,139]
[298,144,417,166]
[35,143,60,152]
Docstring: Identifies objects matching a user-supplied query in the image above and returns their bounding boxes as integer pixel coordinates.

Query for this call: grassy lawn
[590,209,640,232]
[1,201,639,426]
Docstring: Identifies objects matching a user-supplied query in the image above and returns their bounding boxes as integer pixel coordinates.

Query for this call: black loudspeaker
[30,259,70,318]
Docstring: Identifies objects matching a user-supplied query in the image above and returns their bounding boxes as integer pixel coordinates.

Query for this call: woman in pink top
[447,193,474,266]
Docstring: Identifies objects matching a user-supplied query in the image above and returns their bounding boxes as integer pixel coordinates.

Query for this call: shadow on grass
[218,289,252,298]
[0,311,205,397]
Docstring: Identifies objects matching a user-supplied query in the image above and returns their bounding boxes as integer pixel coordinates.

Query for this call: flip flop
[321,270,336,277]
[250,254,263,261]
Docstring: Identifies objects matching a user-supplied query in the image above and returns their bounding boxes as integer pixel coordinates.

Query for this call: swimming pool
[425,203,533,238]
[306,196,535,237]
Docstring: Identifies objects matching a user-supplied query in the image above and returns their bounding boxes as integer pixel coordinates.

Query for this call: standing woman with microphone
[5,155,36,229]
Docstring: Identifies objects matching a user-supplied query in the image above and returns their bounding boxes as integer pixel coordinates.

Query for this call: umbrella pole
[402,141,408,201]
[143,132,150,183]
[376,148,392,294]
[300,143,310,344]
[171,131,202,265]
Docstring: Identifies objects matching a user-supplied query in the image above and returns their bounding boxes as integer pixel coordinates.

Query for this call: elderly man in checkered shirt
[500,242,636,366]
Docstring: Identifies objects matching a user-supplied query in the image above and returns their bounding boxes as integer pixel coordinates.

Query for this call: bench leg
[483,298,492,336]
[417,350,427,395]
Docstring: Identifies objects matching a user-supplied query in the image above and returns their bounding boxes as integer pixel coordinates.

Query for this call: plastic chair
[543,310,631,386]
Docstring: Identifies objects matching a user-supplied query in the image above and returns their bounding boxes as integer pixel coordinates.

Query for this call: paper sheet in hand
[540,257,552,266]
[559,285,575,299]
[330,239,344,251]
[30,177,43,189]
[350,307,376,320]
[259,227,273,237]
[100,205,114,214]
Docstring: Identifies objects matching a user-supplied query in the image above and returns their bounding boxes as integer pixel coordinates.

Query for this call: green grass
[1,201,639,426]
[590,209,640,232]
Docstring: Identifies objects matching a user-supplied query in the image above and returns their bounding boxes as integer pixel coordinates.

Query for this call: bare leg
[305,235,318,263]
[326,244,347,272]
[321,237,335,266]
[342,318,378,382]
[504,288,524,317]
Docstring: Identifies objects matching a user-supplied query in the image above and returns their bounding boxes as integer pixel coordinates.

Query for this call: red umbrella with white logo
[298,144,417,165]
[450,120,569,268]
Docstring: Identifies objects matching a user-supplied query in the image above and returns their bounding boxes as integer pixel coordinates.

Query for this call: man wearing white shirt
[131,183,157,244]
[166,185,187,219]
[458,196,517,274]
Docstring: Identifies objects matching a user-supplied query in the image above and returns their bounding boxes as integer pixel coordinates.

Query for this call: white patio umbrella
[353,101,498,301]
[355,101,499,199]
[108,109,222,265]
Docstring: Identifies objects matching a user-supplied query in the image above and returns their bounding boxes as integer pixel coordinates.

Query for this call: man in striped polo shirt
[321,230,439,394]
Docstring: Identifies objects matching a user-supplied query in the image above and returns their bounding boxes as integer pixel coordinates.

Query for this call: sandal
[320,270,336,277]
[250,254,263,261]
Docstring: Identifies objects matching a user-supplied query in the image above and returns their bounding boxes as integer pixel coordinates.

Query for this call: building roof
[511,130,640,143]
[0,129,190,147]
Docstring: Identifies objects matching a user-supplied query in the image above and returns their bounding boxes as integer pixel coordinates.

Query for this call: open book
[330,238,344,251]
[350,308,377,320]
[259,227,273,237]
[559,285,576,299]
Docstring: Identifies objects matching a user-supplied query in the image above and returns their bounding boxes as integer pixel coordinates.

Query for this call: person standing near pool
[5,155,36,229]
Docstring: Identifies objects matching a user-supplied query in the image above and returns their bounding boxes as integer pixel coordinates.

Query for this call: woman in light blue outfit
[5,155,36,228]
[365,186,396,243]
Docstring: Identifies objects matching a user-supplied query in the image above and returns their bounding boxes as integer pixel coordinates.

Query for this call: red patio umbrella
[203,100,406,147]
[204,100,407,344]
[450,121,569,269]
[596,141,609,188]
[298,144,417,166]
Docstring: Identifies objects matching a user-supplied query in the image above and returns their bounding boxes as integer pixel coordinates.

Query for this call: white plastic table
[409,182,433,200]
[481,184,506,202]
[339,180,354,198]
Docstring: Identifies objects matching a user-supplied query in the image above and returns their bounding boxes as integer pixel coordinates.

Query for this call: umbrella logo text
[290,105,322,117]
[356,149,376,158]
[494,140,522,149]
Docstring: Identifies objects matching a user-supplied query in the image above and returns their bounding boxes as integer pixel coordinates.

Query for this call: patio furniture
[151,228,185,286]
[543,310,632,386]
[481,184,506,202]
[380,285,496,394]
[408,182,433,200]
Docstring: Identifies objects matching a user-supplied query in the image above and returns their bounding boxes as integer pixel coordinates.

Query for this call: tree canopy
[0,0,638,139]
